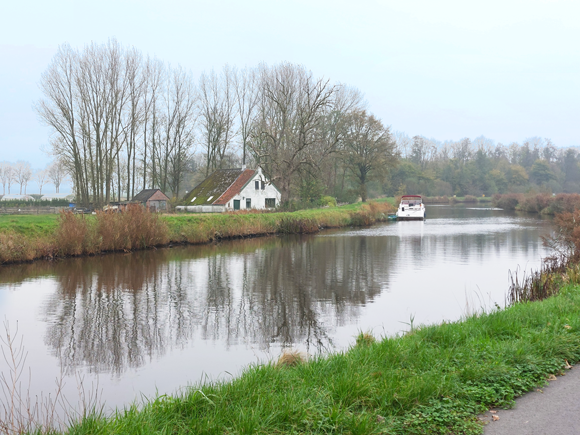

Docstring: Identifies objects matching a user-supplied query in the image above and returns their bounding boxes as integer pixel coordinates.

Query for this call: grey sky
[1,0,579,176]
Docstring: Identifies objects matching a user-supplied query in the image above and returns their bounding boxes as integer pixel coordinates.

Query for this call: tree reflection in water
[35,234,397,376]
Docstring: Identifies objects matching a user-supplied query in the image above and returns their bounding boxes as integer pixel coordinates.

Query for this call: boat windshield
[401,198,422,205]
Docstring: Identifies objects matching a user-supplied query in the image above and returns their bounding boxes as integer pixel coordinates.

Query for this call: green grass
[0,214,60,237]
[60,284,580,435]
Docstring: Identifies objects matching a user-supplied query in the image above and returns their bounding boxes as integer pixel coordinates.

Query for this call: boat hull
[396,212,425,221]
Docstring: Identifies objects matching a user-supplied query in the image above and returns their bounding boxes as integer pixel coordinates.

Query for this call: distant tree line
[0,160,66,196]
[387,135,580,197]
[37,39,397,206]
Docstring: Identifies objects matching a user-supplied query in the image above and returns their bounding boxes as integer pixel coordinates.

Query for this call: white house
[178,167,281,212]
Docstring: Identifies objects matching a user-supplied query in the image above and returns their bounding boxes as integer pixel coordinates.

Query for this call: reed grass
[51,284,580,435]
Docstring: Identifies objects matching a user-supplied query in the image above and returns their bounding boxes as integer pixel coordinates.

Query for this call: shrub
[319,196,337,207]
[545,193,580,215]
[492,193,524,210]
[518,194,554,213]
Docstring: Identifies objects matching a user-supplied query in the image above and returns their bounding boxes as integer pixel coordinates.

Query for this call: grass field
[0,214,59,237]
[49,282,580,435]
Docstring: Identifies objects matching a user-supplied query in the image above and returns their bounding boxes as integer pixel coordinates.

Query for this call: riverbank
[492,192,580,215]
[52,279,580,435]
[0,200,395,265]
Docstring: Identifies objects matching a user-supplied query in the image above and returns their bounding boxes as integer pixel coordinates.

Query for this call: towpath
[482,366,580,434]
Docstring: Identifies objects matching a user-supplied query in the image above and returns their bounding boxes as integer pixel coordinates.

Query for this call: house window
[246,198,251,209]
[261,180,265,190]
[265,198,276,208]
[255,180,259,190]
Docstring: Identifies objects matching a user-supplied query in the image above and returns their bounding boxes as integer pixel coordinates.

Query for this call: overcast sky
[1,0,579,181]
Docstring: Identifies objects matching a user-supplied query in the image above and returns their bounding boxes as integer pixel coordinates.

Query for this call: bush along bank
[0,201,395,265]
[492,192,580,214]
[57,283,580,435]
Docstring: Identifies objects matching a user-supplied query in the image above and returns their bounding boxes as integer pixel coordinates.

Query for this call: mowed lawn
[0,214,60,237]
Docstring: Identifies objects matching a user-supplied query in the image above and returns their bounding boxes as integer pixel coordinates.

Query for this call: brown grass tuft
[355,332,377,347]
[276,349,306,367]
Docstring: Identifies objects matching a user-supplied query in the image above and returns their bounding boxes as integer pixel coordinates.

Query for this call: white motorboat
[396,195,426,220]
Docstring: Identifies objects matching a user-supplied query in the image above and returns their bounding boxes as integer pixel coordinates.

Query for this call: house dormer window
[261,180,265,190]
[255,180,259,190]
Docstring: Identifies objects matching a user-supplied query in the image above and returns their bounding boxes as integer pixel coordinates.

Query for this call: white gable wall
[226,168,281,210]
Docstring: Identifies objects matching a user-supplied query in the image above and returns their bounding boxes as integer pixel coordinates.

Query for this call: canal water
[0,205,553,415]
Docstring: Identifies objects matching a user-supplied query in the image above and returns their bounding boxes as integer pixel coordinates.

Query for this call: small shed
[132,189,170,212]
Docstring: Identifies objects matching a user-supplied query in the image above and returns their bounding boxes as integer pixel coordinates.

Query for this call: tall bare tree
[234,66,259,166]
[198,66,237,176]
[249,63,338,202]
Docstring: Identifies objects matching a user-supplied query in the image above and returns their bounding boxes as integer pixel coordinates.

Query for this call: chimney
[241,164,246,171]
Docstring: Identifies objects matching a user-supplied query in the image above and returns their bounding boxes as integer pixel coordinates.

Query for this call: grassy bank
[0,200,395,265]
[54,282,580,435]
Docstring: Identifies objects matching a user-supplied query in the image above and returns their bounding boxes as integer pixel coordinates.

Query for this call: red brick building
[131,189,170,212]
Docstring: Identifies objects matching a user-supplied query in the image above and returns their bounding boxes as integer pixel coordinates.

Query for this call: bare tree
[249,63,338,202]
[13,161,32,195]
[159,66,196,197]
[340,110,397,201]
[48,160,67,193]
[141,57,164,190]
[198,66,238,176]
[393,131,412,159]
[234,66,259,166]
[34,169,50,195]
[36,44,86,201]
[0,162,11,195]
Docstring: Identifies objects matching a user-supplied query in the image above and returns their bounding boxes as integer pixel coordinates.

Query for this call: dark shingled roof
[181,169,256,206]
[214,170,255,205]
[132,189,168,203]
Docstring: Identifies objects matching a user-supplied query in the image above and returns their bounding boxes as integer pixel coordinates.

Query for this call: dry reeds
[350,201,394,227]
[276,216,319,234]
[96,205,169,252]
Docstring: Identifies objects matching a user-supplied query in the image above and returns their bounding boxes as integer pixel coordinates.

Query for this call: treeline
[0,160,66,196]
[386,135,580,197]
[38,39,397,207]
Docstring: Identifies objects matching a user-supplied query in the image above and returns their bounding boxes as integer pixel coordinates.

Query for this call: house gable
[213,169,256,205]
[132,189,169,203]
[182,169,248,206]
[238,169,281,195]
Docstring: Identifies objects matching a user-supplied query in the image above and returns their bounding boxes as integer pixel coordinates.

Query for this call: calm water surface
[0,205,553,413]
